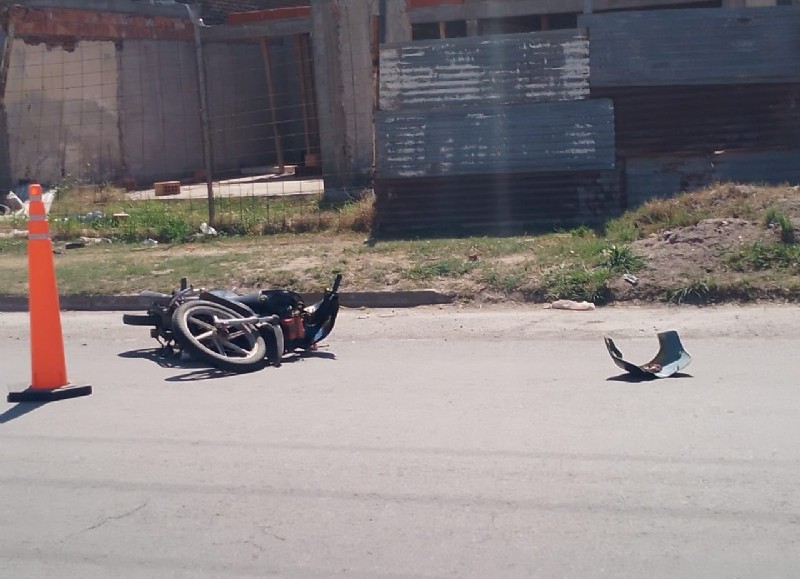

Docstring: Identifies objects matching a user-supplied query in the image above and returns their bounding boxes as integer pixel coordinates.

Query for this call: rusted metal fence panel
[376,99,615,179]
[379,30,589,111]
[593,84,800,157]
[581,6,800,88]
[374,170,623,235]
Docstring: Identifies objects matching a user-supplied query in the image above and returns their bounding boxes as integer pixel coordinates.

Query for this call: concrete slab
[125,173,324,202]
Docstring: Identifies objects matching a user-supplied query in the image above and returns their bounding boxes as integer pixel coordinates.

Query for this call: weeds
[541,266,613,304]
[762,206,795,244]
[569,225,593,238]
[406,258,477,281]
[478,265,533,295]
[38,185,377,243]
[664,279,717,305]
[601,245,645,274]
[727,241,800,272]
[608,197,707,241]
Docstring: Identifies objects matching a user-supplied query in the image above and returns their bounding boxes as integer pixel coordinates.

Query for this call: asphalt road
[2,304,799,578]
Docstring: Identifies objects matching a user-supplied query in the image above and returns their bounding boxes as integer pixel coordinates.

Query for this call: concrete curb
[0,290,455,312]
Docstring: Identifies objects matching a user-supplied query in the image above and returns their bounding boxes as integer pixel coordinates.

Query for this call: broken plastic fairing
[604,330,691,378]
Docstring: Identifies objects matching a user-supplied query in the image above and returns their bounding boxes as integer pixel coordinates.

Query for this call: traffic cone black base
[8,383,92,403]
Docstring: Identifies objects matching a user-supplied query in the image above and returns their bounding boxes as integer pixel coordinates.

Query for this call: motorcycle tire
[171,300,267,373]
[122,313,159,326]
[199,290,256,317]
[260,323,284,367]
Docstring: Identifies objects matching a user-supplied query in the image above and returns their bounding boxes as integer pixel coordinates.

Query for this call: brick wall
[181,0,309,24]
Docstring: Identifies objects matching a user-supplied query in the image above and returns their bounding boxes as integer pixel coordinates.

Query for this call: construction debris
[549,299,596,311]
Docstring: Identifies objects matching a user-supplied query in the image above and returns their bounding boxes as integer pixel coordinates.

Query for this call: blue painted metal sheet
[379,30,589,111]
[376,99,615,178]
[581,7,800,87]
[625,150,800,209]
[712,150,800,185]
[625,156,712,207]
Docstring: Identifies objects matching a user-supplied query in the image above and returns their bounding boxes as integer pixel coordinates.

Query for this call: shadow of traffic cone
[7,184,92,403]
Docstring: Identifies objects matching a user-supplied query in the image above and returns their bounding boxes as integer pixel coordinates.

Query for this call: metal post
[260,38,285,174]
[185,4,215,226]
[294,35,312,157]
[0,17,16,191]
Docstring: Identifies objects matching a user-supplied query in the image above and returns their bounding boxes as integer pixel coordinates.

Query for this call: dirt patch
[609,184,800,303]
[631,217,770,284]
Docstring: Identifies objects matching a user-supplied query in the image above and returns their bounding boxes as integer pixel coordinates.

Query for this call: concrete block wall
[1,1,309,187]
[4,40,124,186]
[118,39,204,184]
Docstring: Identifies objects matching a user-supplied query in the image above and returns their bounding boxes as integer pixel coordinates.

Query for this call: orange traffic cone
[7,184,92,402]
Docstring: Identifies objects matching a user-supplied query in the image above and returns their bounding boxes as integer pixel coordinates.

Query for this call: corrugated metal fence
[375,29,621,234]
[379,31,590,110]
[374,6,800,236]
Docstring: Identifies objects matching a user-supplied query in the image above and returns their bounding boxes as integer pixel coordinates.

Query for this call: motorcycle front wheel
[172,300,267,373]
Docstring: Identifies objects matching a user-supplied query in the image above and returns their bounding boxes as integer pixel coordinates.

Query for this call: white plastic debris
[199,222,218,236]
[79,236,112,245]
[0,228,28,239]
[142,238,159,246]
[548,299,596,311]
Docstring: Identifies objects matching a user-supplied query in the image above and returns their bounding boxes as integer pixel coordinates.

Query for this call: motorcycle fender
[307,296,339,344]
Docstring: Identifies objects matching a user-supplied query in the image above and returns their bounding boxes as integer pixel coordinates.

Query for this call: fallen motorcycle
[123,273,342,373]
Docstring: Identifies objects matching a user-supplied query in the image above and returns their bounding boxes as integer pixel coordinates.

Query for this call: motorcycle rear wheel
[172,300,267,373]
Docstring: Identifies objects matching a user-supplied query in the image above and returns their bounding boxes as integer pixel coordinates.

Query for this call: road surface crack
[60,499,150,542]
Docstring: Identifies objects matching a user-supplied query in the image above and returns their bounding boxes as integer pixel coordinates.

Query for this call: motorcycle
[123,273,342,373]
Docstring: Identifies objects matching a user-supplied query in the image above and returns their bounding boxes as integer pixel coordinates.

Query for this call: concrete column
[311,0,377,196]
[385,0,411,43]
[0,24,14,191]
[465,0,480,36]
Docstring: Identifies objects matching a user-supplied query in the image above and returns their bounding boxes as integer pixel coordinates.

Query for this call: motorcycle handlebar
[331,273,342,293]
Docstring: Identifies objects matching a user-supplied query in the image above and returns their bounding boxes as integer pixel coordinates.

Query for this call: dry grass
[1,182,799,304]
